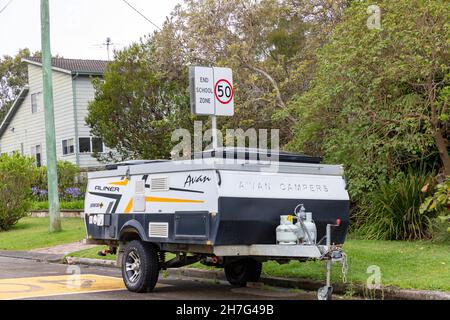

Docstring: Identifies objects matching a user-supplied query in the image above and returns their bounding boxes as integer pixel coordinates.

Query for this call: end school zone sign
[189,66,234,116]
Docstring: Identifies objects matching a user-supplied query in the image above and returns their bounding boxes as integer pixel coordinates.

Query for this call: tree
[154,0,348,145]
[86,41,192,161]
[288,0,449,199]
[0,49,39,122]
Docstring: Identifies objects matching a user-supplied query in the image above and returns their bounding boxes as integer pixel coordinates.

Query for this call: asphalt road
[0,256,345,300]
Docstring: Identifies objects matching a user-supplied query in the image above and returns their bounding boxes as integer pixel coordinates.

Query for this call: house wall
[74,75,106,168]
[0,64,106,168]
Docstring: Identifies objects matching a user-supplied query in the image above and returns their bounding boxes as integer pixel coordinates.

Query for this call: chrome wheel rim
[125,250,141,283]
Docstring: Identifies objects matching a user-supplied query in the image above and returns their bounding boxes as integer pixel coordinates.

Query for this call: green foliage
[420,178,450,215]
[154,0,347,145]
[420,178,450,241]
[32,161,84,199]
[288,0,450,201]
[86,41,192,161]
[354,168,435,240]
[0,153,38,231]
[30,200,84,211]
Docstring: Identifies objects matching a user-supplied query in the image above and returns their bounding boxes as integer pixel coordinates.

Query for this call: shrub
[0,153,38,231]
[420,178,450,242]
[31,161,86,202]
[30,200,84,211]
[354,168,435,240]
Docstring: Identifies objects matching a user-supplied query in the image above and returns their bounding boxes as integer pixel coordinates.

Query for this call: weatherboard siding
[0,64,104,168]
[74,76,105,168]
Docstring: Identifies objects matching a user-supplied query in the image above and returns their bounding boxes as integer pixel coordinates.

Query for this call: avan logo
[184,175,212,188]
[95,186,120,192]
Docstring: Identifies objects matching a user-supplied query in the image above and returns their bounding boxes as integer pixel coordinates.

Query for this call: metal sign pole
[212,115,218,149]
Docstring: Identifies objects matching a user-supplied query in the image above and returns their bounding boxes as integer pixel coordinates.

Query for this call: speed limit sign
[213,67,234,116]
[189,66,234,116]
[215,79,234,104]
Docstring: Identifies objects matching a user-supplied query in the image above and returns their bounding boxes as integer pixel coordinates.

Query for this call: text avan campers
[238,181,329,193]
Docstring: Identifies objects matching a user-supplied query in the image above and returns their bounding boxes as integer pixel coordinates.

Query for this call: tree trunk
[434,128,450,177]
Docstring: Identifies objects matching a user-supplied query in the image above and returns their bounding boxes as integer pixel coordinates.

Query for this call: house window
[31,92,42,114]
[31,145,42,167]
[78,137,104,153]
[62,138,75,155]
[92,137,104,153]
[79,138,91,153]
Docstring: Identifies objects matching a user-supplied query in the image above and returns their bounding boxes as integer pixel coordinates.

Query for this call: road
[0,256,344,300]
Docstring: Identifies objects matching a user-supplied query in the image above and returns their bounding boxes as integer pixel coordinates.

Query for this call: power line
[0,0,13,15]
[121,0,161,31]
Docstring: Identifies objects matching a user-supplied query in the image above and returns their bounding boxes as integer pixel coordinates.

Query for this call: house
[0,57,109,168]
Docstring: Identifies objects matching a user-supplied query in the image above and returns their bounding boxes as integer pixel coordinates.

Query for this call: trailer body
[85,156,349,250]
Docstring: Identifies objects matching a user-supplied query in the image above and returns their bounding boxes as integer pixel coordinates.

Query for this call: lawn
[70,239,450,292]
[0,217,86,250]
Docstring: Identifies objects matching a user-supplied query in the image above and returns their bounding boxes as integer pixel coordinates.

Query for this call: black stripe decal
[169,187,204,194]
[89,192,122,213]
[105,201,113,214]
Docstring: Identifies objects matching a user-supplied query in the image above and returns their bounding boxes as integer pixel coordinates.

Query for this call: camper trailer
[84,148,350,300]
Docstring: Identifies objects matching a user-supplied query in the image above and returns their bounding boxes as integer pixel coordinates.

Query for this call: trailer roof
[195,148,321,164]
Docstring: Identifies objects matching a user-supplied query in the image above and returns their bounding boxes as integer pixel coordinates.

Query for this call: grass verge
[69,239,450,292]
[0,217,85,250]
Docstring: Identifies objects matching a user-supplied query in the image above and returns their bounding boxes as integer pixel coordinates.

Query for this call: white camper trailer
[84,148,350,300]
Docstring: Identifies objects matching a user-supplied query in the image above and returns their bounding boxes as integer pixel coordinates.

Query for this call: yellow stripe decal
[109,178,129,186]
[124,198,133,214]
[145,197,204,204]
[124,196,203,214]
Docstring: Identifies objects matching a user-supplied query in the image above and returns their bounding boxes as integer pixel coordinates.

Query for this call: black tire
[224,259,262,287]
[121,240,159,293]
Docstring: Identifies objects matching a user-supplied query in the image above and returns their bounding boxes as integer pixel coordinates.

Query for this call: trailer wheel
[121,240,159,293]
[224,259,262,287]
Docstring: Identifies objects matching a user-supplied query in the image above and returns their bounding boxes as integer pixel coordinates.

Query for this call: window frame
[31,144,42,167]
[78,137,104,154]
[78,137,91,153]
[31,92,42,114]
[91,137,104,154]
[62,138,75,156]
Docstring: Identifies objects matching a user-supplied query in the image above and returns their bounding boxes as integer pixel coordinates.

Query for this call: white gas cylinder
[276,215,299,245]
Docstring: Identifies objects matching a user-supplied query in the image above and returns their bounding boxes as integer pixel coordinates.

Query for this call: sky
[0,0,183,60]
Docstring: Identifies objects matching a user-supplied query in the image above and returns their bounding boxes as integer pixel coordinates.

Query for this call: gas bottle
[296,212,317,244]
[276,215,299,245]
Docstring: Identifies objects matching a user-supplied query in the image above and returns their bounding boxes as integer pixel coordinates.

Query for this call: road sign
[189,66,215,115]
[190,66,234,116]
[213,67,234,116]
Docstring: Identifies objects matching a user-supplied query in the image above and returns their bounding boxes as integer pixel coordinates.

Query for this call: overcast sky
[0,0,183,60]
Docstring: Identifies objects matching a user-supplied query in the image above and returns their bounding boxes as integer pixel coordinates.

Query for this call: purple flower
[64,187,82,199]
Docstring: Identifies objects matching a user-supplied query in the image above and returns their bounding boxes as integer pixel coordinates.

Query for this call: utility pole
[41,0,61,232]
